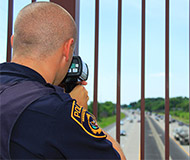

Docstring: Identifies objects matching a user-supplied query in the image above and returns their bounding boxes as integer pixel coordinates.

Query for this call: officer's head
[11,2,77,85]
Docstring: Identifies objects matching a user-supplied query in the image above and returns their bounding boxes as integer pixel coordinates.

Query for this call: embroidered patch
[71,101,106,138]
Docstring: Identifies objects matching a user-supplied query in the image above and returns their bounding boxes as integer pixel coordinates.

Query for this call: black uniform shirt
[0,62,120,159]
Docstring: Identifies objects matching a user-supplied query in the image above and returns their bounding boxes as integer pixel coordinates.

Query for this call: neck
[11,54,58,84]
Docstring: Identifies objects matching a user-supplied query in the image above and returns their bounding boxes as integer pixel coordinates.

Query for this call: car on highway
[155,116,159,121]
[173,128,182,140]
[170,118,176,123]
[129,119,133,123]
[178,129,189,145]
[173,128,189,145]
[178,121,184,126]
[120,130,126,136]
[127,117,133,123]
[120,120,124,125]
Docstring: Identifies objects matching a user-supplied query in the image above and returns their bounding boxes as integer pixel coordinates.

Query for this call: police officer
[0,2,126,159]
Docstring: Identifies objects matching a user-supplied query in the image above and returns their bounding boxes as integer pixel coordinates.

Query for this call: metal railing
[5,0,190,159]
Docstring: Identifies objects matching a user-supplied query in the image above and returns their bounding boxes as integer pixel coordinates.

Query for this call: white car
[120,130,127,136]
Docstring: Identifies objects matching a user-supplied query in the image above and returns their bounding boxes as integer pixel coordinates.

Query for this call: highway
[104,109,190,160]
[145,116,189,160]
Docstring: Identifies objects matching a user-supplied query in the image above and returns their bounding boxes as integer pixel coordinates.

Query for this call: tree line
[87,97,189,123]
[129,96,189,112]
[129,97,189,123]
[88,101,115,121]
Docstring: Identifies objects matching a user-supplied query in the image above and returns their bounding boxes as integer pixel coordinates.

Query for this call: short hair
[13,2,77,58]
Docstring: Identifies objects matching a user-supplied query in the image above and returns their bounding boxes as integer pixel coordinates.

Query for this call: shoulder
[69,101,106,138]
[30,88,106,138]
[50,100,120,159]
[27,85,73,118]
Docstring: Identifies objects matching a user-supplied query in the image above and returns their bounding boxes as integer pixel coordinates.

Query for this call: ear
[63,38,74,61]
[11,35,14,47]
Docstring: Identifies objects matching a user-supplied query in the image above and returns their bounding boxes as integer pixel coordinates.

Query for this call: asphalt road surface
[105,110,190,160]
[145,116,189,160]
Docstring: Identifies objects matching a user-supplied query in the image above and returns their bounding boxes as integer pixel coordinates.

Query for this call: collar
[0,62,47,85]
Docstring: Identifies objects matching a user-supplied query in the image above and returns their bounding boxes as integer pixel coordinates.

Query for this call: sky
[0,0,189,105]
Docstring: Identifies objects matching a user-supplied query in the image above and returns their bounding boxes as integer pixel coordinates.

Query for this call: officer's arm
[69,85,125,159]
[53,99,122,159]
[104,131,126,160]
[69,85,89,109]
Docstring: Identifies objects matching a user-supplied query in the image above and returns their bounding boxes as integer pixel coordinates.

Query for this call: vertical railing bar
[6,0,13,62]
[116,0,122,143]
[141,0,145,159]
[189,0,190,153]
[93,0,99,118]
[165,0,170,159]
[74,0,80,56]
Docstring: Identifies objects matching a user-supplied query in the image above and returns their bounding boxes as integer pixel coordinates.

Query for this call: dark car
[178,121,184,126]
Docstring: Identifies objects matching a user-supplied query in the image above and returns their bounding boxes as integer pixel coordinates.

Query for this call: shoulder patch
[71,101,106,138]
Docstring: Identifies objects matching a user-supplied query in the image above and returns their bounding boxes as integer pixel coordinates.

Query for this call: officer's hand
[77,80,87,86]
[69,85,89,110]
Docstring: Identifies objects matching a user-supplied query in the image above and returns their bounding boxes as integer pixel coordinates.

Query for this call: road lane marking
[171,136,190,157]
[147,116,165,160]
[139,144,141,160]
[153,116,190,158]
[147,116,172,160]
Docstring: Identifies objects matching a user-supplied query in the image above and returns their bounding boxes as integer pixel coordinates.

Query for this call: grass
[170,114,189,124]
[170,111,189,124]
[98,112,126,128]
[158,111,189,125]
